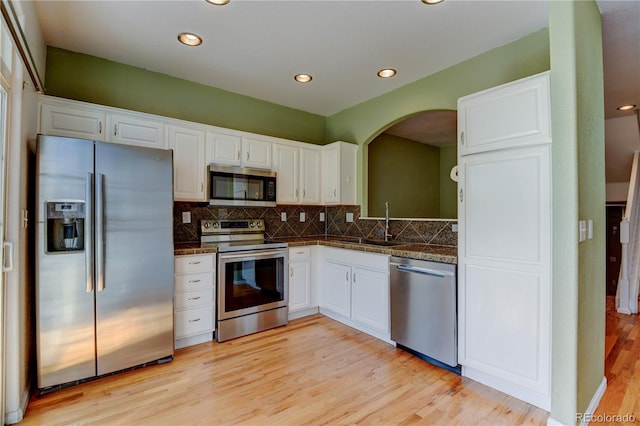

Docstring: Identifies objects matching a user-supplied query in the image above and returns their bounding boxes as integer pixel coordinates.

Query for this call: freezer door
[35,136,96,388]
[94,142,174,375]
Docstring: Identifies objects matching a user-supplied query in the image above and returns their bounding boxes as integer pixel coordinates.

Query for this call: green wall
[439,145,458,218]
[549,1,605,423]
[368,133,440,218]
[325,28,551,214]
[44,47,326,145]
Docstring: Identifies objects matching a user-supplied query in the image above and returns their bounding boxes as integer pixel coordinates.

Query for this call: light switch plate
[451,223,458,233]
[346,212,354,223]
[300,212,306,222]
[281,212,287,222]
[319,212,325,222]
[182,211,191,224]
[579,220,586,242]
[588,220,593,239]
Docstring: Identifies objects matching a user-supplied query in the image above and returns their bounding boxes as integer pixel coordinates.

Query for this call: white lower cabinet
[174,254,215,349]
[319,247,390,342]
[288,247,319,320]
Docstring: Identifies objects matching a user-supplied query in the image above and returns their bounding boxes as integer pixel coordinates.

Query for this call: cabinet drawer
[175,272,213,292]
[175,288,214,310]
[175,254,214,274]
[175,306,214,338]
[289,246,311,261]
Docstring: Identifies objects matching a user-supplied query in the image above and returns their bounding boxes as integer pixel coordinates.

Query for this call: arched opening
[365,110,458,219]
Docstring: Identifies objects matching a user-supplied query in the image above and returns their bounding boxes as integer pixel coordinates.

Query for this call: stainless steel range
[201,219,288,342]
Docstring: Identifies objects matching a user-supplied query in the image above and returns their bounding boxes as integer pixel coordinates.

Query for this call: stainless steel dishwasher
[389,256,459,371]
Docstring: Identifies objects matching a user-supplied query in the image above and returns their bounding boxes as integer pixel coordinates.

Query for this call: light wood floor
[593,297,640,421]
[22,314,549,425]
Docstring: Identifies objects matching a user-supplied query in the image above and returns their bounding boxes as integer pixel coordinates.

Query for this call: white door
[300,148,321,204]
[169,126,206,201]
[321,261,351,318]
[0,79,9,425]
[351,267,389,334]
[273,144,299,203]
[458,144,551,405]
[289,260,311,312]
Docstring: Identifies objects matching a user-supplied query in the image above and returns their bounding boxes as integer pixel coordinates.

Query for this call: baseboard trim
[547,377,607,426]
[288,307,319,321]
[461,365,551,411]
[578,377,607,426]
[5,382,31,424]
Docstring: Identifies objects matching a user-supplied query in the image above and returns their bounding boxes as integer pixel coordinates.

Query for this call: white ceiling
[32,0,640,183]
[34,0,549,117]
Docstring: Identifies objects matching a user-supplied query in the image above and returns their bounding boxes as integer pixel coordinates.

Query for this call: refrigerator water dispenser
[46,201,85,253]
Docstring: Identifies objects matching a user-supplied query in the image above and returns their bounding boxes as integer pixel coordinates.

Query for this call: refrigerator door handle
[85,172,95,292]
[96,173,105,292]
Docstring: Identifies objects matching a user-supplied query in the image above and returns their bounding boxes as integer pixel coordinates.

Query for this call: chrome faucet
[385,201,392,242]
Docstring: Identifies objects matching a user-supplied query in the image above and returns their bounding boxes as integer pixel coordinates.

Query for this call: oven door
[217,249,288,320]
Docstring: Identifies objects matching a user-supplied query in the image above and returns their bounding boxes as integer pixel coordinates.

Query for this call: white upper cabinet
[40,98,166,149]
[300,148,321,204]
[322,141,357,205]
[106,112,166,149]
[242,137,272,169]
[458,72,551,156]
[273,144,299,203]
[274,143,321,205]
[206,131,242,166]
[40,102,106,141]
[169,125,207,202]
[207,133,272,169]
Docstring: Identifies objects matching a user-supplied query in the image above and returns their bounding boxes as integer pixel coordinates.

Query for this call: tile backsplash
[174,203,457,247]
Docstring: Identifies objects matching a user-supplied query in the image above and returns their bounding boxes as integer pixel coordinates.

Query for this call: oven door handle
[218,249,288,261]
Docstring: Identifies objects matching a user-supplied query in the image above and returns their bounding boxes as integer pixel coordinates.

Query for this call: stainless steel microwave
[208,165,277,207]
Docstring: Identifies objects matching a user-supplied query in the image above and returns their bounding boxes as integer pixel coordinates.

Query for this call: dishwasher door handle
[393,264,450,278]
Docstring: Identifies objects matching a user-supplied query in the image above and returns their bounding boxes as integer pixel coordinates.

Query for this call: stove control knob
[256,221,263,228]
[250,221,256,228]
[213,222,220,228]
[204,222,211,229]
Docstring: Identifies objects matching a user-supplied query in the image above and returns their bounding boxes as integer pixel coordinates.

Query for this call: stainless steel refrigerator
[35,135,174,390]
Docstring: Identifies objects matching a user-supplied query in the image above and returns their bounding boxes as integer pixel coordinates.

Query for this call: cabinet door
[351,267,389,334]
[320,261,351,318]
[274,144,299,203]
[169,126,206,201]
[300,148,321,204]
[40,103,106,141]
[458,72,550,156]
[289,260,311,312]
[207,132,242,166]
[322,145,339,203]
[458,144,551,405]
[243,137,272,169]
[107,113,166,149]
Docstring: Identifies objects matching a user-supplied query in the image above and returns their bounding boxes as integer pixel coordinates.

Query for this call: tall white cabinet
[457,72,552,410]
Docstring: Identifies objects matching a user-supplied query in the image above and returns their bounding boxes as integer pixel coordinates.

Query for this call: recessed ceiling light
[377,69,397,78]
[421,0,444,4]
[177,32,203,47]
[205,0,230,5]
[294,74,313,83]
[617,104,637,111]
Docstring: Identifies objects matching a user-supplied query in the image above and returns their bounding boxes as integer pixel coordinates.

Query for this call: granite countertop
[175,237,457,264]
[279,237,457,264]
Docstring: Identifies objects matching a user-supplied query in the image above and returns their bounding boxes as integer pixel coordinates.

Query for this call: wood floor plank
[22,314,551,425]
